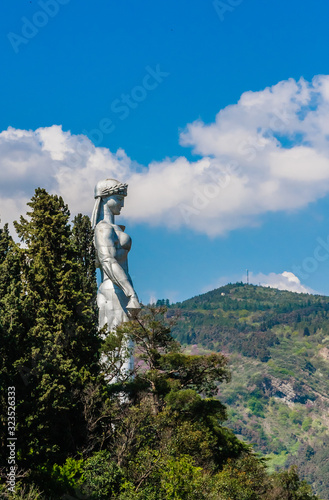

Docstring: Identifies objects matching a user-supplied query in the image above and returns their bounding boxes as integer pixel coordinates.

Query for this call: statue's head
[92,178,128,227]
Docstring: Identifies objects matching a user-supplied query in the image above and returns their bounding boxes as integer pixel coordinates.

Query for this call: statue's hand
[127,295,141,319]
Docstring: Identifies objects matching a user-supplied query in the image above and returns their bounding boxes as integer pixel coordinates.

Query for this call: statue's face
[105,194,125,215]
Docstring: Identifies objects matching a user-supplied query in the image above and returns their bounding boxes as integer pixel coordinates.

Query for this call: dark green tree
[268,466,319,500]
[8,188,100,466]
[0,224,25,457]
[71,213,98,302]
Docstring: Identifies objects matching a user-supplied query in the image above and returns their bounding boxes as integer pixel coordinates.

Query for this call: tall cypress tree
[71,213,98,312]
[0,225,25,458]
[9,188,100,466]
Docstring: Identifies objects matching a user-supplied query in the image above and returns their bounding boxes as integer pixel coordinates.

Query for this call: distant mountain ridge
[171,283,329,499]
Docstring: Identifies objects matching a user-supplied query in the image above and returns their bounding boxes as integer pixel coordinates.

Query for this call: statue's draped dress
[95,221,134,375]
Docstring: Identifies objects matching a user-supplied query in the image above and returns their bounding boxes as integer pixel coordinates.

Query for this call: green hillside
[171,283,329,499]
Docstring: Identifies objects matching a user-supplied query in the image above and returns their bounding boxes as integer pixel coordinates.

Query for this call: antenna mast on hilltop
[246,269,249,285]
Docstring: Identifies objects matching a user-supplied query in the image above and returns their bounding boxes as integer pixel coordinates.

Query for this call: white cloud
[2,74,329,236]
[0,125,133,233]
[249,271,315,294]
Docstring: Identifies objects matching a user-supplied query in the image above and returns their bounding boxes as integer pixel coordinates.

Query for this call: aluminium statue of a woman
[92,178,141,378]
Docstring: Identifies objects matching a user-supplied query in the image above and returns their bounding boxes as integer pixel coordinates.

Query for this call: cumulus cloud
[0,125,134,232]
[249,271,315,294]
[2,74,329,236]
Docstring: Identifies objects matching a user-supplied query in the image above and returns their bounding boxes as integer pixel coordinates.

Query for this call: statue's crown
[94,178,128,198]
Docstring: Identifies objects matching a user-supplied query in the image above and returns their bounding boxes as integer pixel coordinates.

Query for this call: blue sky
[1,0,329,302]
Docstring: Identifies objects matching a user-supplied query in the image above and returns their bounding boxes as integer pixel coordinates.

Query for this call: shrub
[80,451,124,500]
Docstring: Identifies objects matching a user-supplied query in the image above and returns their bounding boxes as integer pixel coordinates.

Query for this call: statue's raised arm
[92,178,141,333]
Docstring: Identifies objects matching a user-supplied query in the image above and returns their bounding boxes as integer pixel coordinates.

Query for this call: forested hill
[1,192,322,499]
[171,283,329,499]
